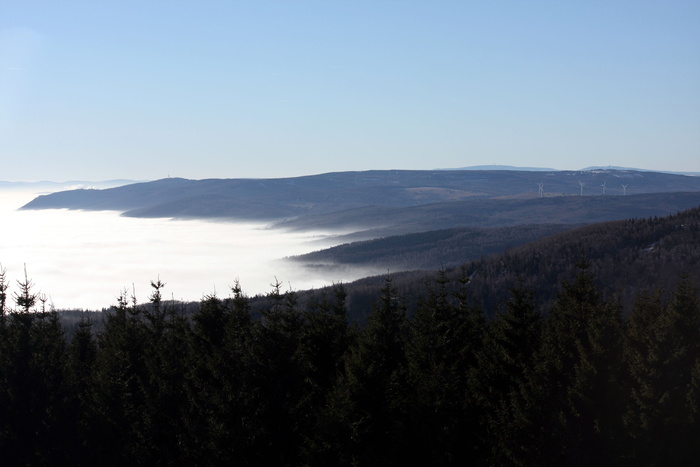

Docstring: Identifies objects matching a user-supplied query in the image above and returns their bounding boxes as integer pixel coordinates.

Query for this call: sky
[1,0,698,181]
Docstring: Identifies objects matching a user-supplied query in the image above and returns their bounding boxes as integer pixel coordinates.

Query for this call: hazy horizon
[3,164,700,186]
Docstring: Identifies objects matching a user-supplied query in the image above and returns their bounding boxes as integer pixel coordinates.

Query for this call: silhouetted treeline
[1,263,699,465]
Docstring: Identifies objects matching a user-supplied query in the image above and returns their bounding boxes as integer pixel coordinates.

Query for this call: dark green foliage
[183,285,256,464]
[296,285,352,463]
[530,261,626,464]
[13,266,38,312]
[90,290,151,464]
[476,282,543,465]
[245,280,306,465]
[64,316,99,464]
[323,277,412,466]
[624,278,700,464]
[0,290,70,464]
[407,269,487,464]
[0,265,698,465]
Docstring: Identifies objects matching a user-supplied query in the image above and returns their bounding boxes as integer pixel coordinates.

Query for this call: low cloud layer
[0,189,371,310]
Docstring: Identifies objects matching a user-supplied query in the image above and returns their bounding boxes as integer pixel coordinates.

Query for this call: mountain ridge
[21,169,700,223]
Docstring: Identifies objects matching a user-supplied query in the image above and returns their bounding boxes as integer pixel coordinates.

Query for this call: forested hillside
[300,205,700,321]
[1,262,699,465]
[276,191,700,239]
[291,223,579,270]
[21,169,700,226]
[464,205,700,313]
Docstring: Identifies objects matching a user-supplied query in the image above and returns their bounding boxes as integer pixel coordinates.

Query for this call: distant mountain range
[20,169,700,282]
[13,168,700,316]
[439,165,700,176]
[435,165,558,171]
[21,169,700,224]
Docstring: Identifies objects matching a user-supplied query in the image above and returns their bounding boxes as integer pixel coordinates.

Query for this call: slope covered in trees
[0,262,699,465]
[290,223,579,270]
[305,204,700,321]
[463,204,700,313]
[276,191,700,239]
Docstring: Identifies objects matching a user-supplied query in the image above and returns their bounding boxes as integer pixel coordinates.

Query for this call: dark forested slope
[463,206,700,313]
[325,205,700,320]
[290,223,581,271]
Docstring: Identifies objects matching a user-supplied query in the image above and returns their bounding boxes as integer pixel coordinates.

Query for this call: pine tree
[13,265,37,313]
[0,308,35,463]
[0,278,70,464]
[624,278,700,463]
[28,305,70,463]
[532,261,625,464]
[184,282,255,464]
[407,269,486,464]
[64,316,100,465]
[91,289,149,464]
[328,277,411,466]
[139,279,190,464]
[477,282,543,465]
[245,279,305,465]
[297,284,351,464]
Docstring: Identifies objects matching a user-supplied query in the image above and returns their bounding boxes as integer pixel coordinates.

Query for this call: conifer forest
[0,261,699,465]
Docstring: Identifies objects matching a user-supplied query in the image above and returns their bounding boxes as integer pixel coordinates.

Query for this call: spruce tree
[407,269,486,464]
[532,261,625,464]
[140,279,190,464]
[184,293,232,463]
[65,316,100,465]
[184,282,254,464]
[247,280,304,465]
[329,277,411,466]
[91,289,149,464]
[624,278,700,463]
[476,282,543,465]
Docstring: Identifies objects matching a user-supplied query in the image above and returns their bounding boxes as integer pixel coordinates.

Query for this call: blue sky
[1,1,698,181]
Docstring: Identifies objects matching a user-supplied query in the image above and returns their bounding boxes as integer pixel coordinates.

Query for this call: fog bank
[0,189,376,310]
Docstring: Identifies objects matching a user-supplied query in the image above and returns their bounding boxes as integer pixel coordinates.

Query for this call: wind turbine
[622,184,628,196]
[601,181,606,196]
[537,182,544,198]
[579,181,585,196]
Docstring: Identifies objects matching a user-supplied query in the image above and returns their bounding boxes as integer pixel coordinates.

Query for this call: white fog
[0,189,378,310]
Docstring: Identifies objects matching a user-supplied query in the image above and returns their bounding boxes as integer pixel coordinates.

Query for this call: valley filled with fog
[0,189,377,310]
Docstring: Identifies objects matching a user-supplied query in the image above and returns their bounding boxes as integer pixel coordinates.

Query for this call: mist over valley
[7,168,700,311]
[0,188,382,310]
